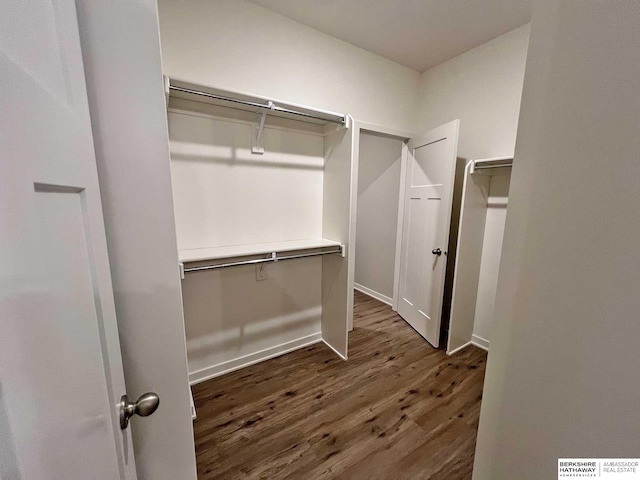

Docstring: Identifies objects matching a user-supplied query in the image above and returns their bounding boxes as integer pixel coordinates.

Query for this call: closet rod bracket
[251,101,275,155]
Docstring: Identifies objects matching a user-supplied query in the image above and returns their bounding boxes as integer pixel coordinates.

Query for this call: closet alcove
[353,130,404,310]
[447,157,513,354]
[165,78,353,387]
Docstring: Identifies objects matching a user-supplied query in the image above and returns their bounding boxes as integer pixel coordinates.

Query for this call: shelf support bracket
[252,101,274,155]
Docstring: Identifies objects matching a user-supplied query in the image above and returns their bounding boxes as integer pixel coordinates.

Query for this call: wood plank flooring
[193,290,487,479]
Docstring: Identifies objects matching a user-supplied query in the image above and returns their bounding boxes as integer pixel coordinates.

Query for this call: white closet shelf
[471,156,513,173]
[166,77,346,127]
[179,239,343,263]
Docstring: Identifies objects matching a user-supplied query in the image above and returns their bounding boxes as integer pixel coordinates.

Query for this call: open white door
[0,2,146,479]
[397,120,460,347]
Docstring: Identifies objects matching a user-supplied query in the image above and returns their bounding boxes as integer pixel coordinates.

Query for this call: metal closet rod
[183,247,343,273]
[169,85,345,125]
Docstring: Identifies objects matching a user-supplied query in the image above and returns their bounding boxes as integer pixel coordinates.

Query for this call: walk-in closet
[150,2,529,476]
[15,0,637,478]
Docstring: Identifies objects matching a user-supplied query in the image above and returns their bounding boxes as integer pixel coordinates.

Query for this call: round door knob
[119,392,160,429]
[432,248,442,256]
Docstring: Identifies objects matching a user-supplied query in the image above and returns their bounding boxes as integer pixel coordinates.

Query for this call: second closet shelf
[179,239,344,264]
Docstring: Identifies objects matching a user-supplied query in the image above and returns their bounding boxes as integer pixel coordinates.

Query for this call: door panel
[398,121,460,347]
[0,1,135,479]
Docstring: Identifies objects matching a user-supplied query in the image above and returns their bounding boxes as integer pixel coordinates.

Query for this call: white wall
[75,1,197,479]
[168,109,324,250]
[472,171,510,346]
[417,23,530,160]
[355,133,403,302]
[157,0,421,132]
[474,2,640,478]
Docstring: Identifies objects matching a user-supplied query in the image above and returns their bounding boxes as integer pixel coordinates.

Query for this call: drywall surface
[75,1,197,478]
[168,110,324,250]
[157,0,420,132]
[472,171,511,345]
[417,23,529,160]
[473,2,640,479]
[355,133,402,301]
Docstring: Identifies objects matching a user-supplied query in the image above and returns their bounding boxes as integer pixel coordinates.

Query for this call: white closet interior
[164,73,510,383]
[165,79,353,384]
[447,157,513,354]
[354,131,404,307]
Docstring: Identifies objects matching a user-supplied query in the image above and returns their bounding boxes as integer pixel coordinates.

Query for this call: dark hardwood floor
[193,290,487,479]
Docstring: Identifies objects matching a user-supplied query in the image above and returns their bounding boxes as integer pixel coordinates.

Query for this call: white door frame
[348,120,416,330]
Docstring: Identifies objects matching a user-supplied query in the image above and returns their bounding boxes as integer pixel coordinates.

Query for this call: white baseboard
[354,283,393,306]
[322,339,347,361]
[189,386,196,421]
[471,334,490,351]
[189,332,322,385]
[447,341,473,356]
[447,336,490,355]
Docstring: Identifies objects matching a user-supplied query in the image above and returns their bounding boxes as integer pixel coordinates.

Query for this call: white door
[0,1,140,479]
[397,120,460,347]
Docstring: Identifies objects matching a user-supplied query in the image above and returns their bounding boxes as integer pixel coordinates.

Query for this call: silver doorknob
[119,392,160,429]
[432,248,442,256]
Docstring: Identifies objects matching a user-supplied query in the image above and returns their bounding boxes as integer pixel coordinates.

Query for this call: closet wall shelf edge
[470,156,513,174]
[166,77,347,127]
[178,239,345,277]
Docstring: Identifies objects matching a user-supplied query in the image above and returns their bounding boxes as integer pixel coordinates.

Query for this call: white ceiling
[249,0,531,72]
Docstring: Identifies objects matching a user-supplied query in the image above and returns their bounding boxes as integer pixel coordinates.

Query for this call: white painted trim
[351,120,411,315]
[354,283,393,306]
[471,334,490,351]
[393,142,409,312]
[355,119,416,141]
[447,341,473,356]
[322,339,348,361]
[346,115,359,332]
[188,332,322,385]
[189,386,196,421]
[446,335,490,355]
